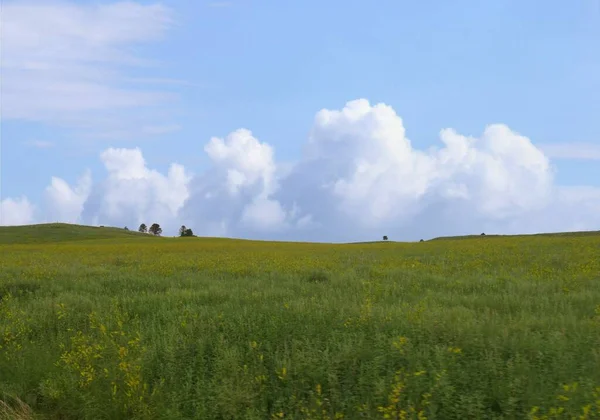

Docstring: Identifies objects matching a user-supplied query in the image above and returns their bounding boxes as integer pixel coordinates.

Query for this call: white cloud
[4,99,600,239]
[78,148,192,232]
[0,197,35,226]
[538,142,600,160]
[267,100,558,241]
[241,198,288,232]
[44,170,92,223]
[435,124,552,217]
[177,129,290,237]
[204,128,277,195]
[1,1,176,136]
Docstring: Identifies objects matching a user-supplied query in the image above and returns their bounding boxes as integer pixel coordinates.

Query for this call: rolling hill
[0,223,153,245]
[1,222,598,246]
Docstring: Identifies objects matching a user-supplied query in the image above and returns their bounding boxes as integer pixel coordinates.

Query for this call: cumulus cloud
[266,100,559,241]
[76,148,191,233]
[1,1,177,136]
[178,129,292,237]
[204,129,277,196]
[0,197,35,226]
[44,170,92,223]
[3,99,600,240]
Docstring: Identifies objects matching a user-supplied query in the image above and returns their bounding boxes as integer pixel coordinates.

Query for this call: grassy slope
[0,223,154,245]
[431,230,600,241]
[3,223,598,245]
[1,224,600,419]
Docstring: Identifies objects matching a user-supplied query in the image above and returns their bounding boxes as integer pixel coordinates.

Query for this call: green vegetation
[430,230,600,241]
[179,225,194,237]
[1,224,600,419]
[0,223,150,245]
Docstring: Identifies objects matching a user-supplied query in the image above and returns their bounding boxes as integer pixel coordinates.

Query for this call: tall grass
[1,229,600,418]
[0,395,33,420]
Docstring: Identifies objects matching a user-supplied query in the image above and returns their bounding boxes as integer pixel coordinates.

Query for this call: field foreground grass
[1,225,600,419]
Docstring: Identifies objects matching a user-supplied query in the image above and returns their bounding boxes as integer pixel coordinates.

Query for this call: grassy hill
[430,230,600,241]
[0,223,153,245]
[3,222,599,246]
[0,223,313,247]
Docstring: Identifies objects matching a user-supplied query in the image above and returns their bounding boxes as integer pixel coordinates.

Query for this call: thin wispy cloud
[1,1,178,138]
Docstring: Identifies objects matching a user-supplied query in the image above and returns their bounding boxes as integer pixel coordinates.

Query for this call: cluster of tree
[179,225,194,237]
[134,223,193,237]
[138,223,162,236]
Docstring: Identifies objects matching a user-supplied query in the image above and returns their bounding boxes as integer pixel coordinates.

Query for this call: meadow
[1,223,599,419]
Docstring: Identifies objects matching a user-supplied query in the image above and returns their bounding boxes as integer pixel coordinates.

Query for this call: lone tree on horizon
[383,235,388,241]
[149,223,162,236]
[138,223,147,233]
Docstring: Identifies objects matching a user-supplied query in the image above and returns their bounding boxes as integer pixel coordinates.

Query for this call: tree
[138,223,147,233]
[383,235,388,241]
[149,223,162,236]
[179,225,194,237]
[124,226,129,231]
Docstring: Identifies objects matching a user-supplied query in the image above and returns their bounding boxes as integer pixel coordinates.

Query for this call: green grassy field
[1,224,599,419]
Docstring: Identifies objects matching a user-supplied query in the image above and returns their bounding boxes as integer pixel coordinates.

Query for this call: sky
[1,0,599,242]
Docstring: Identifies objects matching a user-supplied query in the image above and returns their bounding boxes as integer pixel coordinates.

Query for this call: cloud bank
[2,99,599,241]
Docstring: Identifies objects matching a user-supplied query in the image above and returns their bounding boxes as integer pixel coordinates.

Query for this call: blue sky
[1,0,599,240]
